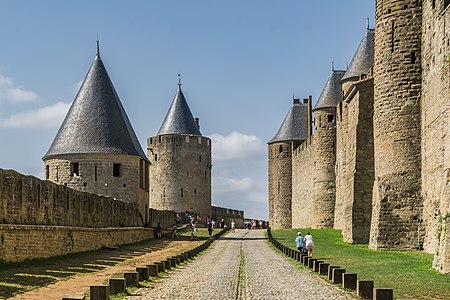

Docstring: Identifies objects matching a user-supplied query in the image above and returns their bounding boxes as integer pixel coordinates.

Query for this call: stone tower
[148,83,211,220]
[43,43,150,224]
[371,0,423,250]
[268,98,310,229]
[311,69,345,228]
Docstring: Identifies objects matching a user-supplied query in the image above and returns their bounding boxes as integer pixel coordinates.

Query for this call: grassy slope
[272,228,450,300]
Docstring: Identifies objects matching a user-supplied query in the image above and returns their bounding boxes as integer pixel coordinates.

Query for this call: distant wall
[211,206,244,228]
[0,225,152,263]
[0,168,141,228]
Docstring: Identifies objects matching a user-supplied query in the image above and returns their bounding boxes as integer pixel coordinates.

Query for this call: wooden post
[332,268,346,284]
[318,262,330,276]
[147,264,159,277]
[342,273,357,290]
[109,278,126,295]
[62,295,85,300]
[156,262,165,272]
[124,271,139,287]
[90,285,109,300]
[308,258,317,269]
[357,280,374,299]
[313,260,323,272]
[328,265,340,280]
[136,266,149,281]
[374,288,393,300]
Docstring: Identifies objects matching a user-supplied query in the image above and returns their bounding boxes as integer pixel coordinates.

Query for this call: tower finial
[96,35,100,58]
[367,17,370,29]
[178,73,182,89]
[332,61,335,71]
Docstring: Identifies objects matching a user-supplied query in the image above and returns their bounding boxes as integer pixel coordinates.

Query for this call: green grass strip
[272,228,449,300]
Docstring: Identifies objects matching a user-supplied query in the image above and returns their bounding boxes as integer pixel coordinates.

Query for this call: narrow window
[205,171,207,178]
[154,154,158,161]
[94,165,98,182]
[181,188,184,197]
[328,115,334,123]
[187,171,190,176]
[113,163,121,177]
[411,52,416,64]
[279,145,283,153]
[71,162,79,176]
[163,188,166,197]
[199,155,202,162]
[150,137,153,144]
[66,191,70,210]
[277,181,280,194]
[159,136,162,143]
[46,165,50,180]
[56,166,59,182]
[432,0,436,9]
[194,188,197,194]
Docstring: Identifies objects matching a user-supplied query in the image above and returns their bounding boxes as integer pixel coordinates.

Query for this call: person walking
[231,220,236,233]
[304,232,314,257]
[207,220,213,236]
[220,219,225,230]
[295,232,304,252]
[190,219,196,240]
[156,221,162,239]
[171,223,178,239]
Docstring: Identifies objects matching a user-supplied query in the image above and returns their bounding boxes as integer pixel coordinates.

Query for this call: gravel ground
[128,229,355,300]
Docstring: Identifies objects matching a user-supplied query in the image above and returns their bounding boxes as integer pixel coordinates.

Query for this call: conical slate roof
[268,99,308,144]
[341,28,375,82]
[157,85,202,136]
[313,70,345,111]
[43,48,147,161]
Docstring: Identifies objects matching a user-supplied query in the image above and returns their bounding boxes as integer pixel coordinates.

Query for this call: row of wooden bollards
[267,228,394,300]
[62,229,229,300]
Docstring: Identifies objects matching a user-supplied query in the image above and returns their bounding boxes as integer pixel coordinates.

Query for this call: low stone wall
[0,225,152,263]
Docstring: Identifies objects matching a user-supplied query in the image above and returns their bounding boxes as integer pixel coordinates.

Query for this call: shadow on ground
[0,235,188,299]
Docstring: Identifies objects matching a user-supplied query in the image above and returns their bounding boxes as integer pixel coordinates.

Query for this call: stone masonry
[148,134,212,219]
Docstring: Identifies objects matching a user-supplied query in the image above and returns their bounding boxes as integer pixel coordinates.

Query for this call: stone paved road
[127,229,355,300]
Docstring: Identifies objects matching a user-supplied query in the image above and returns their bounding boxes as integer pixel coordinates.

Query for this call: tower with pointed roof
[43,44,150,224]
[147,82,211,219]
[268,97,311,229]
[310,69,345,228]
[335,27,375,243]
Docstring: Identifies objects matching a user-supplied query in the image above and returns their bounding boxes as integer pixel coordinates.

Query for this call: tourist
[295,232,303,252]
[220,219,225,230]
[207,220,213,236]
[231,220,236,233]
[175,213,180,225]
[190,219,196,240]
[304,232,314,257]
[259,220,263,229]
[212,220,216,229]
[171,223,178,239]
[156,221,162,239]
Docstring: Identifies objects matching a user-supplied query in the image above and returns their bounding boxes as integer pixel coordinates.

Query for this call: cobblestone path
[128,229,355,300]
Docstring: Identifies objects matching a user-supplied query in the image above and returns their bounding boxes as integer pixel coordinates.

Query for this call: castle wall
[211,206,244,228]
[312,108,337,228]
[421,1,450,273]
[371,0,423,250]
[0,168,142,227]
[148,134,211,219]
[292,138,314,228]
[268,142,292,229]
[0,225,152,263]
[44,154,149,224]
[335,78,374,244]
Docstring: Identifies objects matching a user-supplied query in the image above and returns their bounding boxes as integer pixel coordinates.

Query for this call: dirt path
[0,236,205,300]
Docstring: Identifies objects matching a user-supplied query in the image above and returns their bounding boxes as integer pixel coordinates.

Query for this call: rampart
[0,168,141,227]
[211,206,244,228]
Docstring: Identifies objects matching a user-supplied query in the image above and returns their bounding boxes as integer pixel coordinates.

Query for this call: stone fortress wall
[148,134,212,219]
[421,0,450,273]
[270,0,450,274]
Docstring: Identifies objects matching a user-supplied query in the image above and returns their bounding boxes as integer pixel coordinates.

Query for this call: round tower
[268,98,309,229]
[371,0,423,250]
[148,83,211,220]
[43,44,150,224]
[312,69,345,228]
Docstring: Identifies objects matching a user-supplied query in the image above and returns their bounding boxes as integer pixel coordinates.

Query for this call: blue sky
[0,1,375,220]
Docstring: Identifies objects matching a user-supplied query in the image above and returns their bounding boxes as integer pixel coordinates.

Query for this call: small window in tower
[187,171,190,176]
[181,188,184,197]
[432,0,436,9]
[328,115,334,123]
[155,154,158,161]
[71,162,79,176]
[411,52,416,64]
[113,163,121,177]
[150,138,153,144]
[194,188,197,194]
[279,145,283,153]
[199,155,202,162]
[159,136,162,143]
[403,4,408,10]
[205,171,207,178]
[46,165,50,180]
[94,165,98,182]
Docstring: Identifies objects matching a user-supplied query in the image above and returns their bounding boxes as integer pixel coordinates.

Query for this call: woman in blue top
[295,232,304,252]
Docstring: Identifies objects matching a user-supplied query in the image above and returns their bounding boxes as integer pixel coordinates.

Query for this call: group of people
[295,232,314,257]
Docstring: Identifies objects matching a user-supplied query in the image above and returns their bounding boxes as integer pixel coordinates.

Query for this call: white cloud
[0,74,37,102]
[214,176,254,193]
[0,101,71,129]
[209,131,265,161]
